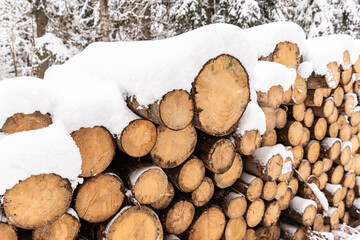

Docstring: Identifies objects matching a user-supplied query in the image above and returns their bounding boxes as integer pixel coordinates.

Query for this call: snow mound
[233,101,266,136]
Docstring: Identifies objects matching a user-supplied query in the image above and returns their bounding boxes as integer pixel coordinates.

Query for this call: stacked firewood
[1,29,360,240]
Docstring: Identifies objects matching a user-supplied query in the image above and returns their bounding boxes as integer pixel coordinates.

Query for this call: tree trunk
[1,111,52,134]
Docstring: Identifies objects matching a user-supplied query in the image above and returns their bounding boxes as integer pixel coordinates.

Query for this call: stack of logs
[1,40,360,240]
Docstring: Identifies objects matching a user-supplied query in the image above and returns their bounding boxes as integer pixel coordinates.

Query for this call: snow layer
[321,138,341,148]
[303,34,358,76]
[0,122,82,195]
[45,23,258,106]
[325,183,342,194]
[252,61,297,92]
[290,196,317,214]
[234,101,266,136]
[342,141,352,152]
[356,176,360,186]
[297,61,313,79]
[243,22,306,58]
[281,222,298,236]
[252,144,286,166]
[240,172,256,184]
[308,183,329,211]
[281,160,292,175]
[323,207,339,217]
[66,208,80,221]
[353,198,360,209]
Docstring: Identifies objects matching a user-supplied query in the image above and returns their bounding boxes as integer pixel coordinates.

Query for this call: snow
[0,122,82,195]
[45,23,258,107]
[281,160,292,175]
[345,93,358,112]
[243,22,306,58]
[128,166,165,186]
[0,208,7,223]
[323,207,339,217]
[240,172,256,184]
[252,144,286,166]
[164,235,180,240]
[356,176,360,186]
[281,222,298,237]
[290,196,317,214]
[233,101,266,136]
[321,138,341,149]
[298,61,313,79]
[325,183,342,195]
[303,34,358,76]
[308,183,329,212]
[66,208,80,221]
[251,61,297,92]
[342,141,352,152]
[353,198,360,209]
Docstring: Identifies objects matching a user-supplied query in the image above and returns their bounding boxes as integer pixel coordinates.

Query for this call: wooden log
[307,62,340,89]
[343,75,354,93]
[1,111,52,134]
[116,119,157,158]
[344,155,356,172]
[275,181,288,200]
[192,54,250,136]
[151,182,175,210]
[213,190,247,219]
[261,107,277,132]
[305,140,320,164]
[342,171,356,189]
[276,107,287,129]
[350,111,360,127]
[255,225,281,240]
[327,106,339,124]
[341,186,348,202]
[334,142,351,166]
[313,98,334,118]
[345,188,355,208]
[261,181,277,201]
[195,131,234,174]
[337,114,347,129]
[299,127,310,147]
[257,85,284,109]
[355,155,360,175]
[342,67,353,86]
[337,201,345,218]
[165,157,205,192]
[278,153,293,182]
[290,103,306,122]
[349,198,360,219]
[312,160,324,178]
[289,178,299,195]
[295,159,311,182]
[280,222,307,240]
[243,146,284,181]
[333,86,345,107]
[323,157,333,172]
[313,213,324,232]
[151,124,197,168]
[328,165,344,184]
[283,196,317,227]
[265,41,301,69]
[32,210,80,240]
[234,129,261,155]
[342,212,351,225]
[277,121,303,146]
[320,138,341,161]
[324,183,342,205]
[3,174,72,229]
[245,198,265,228]
[71,126,115,177]
[318,172,329,190]
[103,206,163,240]
[322,88,333,98]
[262,201,281,227]
[291,74,307,104]
[310,118,327,141]
[223,217,247,240]
[75,173,125,223]
[232,172,263,202]
[261,129,277,147]
[0,222,17,240]
[191,177,215,207]
[244,229,256,240]
[340,93,357,117]
[289,145,304,168]
[126,89,193,131]
[323,207,340,231]
[161,199,195,235]
[350,135,359,154]
[326,122,339,137]
[213,153,243,189]
[305,89,323,107]
[277,187,293,210]
[283,86,293,104]
[339,123,352,142]
[303,108,314,128]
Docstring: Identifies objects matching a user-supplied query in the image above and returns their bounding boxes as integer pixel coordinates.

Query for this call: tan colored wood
[350,135,359,154]
[343,77,354,93]
[4,174,72,229]
[328,165,344,184]
[277,187,293,210]
[333,87,344,107]
[261,107,277,132]
[341,186,348,202]
[75,174,125,223]
[354,55,360,73]
[355,154,360,175]
[232,172,263,202]
[163,200,195,235]
[295,160,311,182]
[324,184,342,205]
[292,74,307,104]
[354,79,360,93]
[352,126,358,135]
[276,107,287,129]
[263,201,281,227]
[313,214,324,232]
[304,108,314,128]
[257,85,284,109]
[337,201,345,218]
[342,212,351,225]
[71,126,115,177]
[256,225,281,240]
[299,127,310,147]
[305,89,323,107]
[234,129,261,155]
[326,106,339,124]
[165,157,205,192]
[224,217,247,240]
[310,118,327,141]
[318,172,329,190]
[32,212,80,240]
[340,94,357,117]
[345,188,355,208]
[213,153,243,189]
[312,160,324,177]
[214,190,247,219]
[272,41,301,69]
[289,146,304,168]
[243,153,283,181]
[339,123,352,142]
[327,122,339,137]
[104,206,163,240]
[342,171,356,189]
[324,208,340,231]
[342,67,353,86]
[0,223,17,240]
[1,111,52,134]
[193,54,250,136]
[289,178,299,195]
[151,182,175,210]
[151,124,197,168]
[337,114,347,129]
[344,155,356,172]
[283,86,292,104]
[244,229,256,240]
[261,129,277,147]
[275,181,288,200]
[245,198,265,228]
[307,62,340,89]
[323,158,333,172]
[278,156,293,182]
[195,131,235,174]
[305,140,320,164]
[191,177,215,207]
[283,197,317,227]
[127,89,194,131]
[261,181,277,201]
[335,145,351,166]
[116,119,156,158]
[281,223,307,240]
[313,98,334,118]
[350,112,360,127]
[277,121,303,146]
[320,138,341,160]
[292,103,306,121]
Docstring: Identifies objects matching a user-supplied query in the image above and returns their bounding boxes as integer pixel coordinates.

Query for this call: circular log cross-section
[191,177,215,207]
[276,108,287,129]
[104,206,163,240]
[311,118,327,141]
[4,174,72,229]
[263,201,281,227]
[261,129,277,147]
[246,198,265,228]
[0,223,17,240]
[75,174,125,223]
[192,54,250,136]
[292,75,307,104]
[151,124,197,168]
[232,173,263,202]
[224,217,247,240]
[234,129,261,156]
[116,119,157,158]
[164,200,195,235]
[220,191,247,219]
[277,121,303,146]
[32,212,80,240]
[213,153,243,189]
[262,181,277,201]
[151,182,175,210]
[1,111,52,134]
[257,85,284,109]
[272,42,301,69]
[71,126,115,177]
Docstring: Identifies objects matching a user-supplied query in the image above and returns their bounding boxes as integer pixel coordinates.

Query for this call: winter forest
[1,0,360,80]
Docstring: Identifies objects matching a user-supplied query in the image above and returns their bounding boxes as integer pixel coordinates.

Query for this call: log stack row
[1,27,360,240]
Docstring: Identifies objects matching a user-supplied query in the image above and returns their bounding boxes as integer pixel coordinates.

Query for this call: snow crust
[252,144,286,166]
[356,176,360,186]
[298,61,313,79]
[323,207,339,217]
[308,183,329,211]
[281,222,298,236]
[325,183,342,194]
[281,160,292,175]
[342,141,352,152]
[290,196,317,214]
[240,172,256,184]
[243,22,306,58]
[252,61,296,92]
[234,101,266,136]
[66,208,80,221]
[0,122,82,195]
[321,138,341,149]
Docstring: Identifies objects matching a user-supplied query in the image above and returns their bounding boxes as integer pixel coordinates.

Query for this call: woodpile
[1,23,360,240]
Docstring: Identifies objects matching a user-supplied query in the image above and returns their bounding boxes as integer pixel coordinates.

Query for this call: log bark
[191,177,215,207]
[283,196,317,227]
[1,111,52,134]
[280,222,307,240]
[320,138,341,160]
[212,153,243,189]
[126,89,194,131]
[345,188,355,208]
[255,225,281,240]
[192,54,250,136]
[232,172,263,202]
[71,126,115,177]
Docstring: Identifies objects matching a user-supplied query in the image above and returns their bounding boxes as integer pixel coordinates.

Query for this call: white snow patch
[0,208,7,223]
[240,172,256,184]
[325,183,342,195]
[66,208,80,221]
[341,141,352,152]
[308,183,329,211]
[281,222,298,237]
[353,198,360,209]
[281,160,292,175]
[290,196,317,214]
[321,138,341,149]
[233,101,266,136]
[0,122,82,195]
[323,207,339,217]
[297,61,313,79]
[356,176,360,186]
[252,144,286,166]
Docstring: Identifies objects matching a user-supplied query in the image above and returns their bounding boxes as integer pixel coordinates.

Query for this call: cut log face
[342,67,353,86]
[192,54,250,136]
[191,177,215,207]
[4,174,72,229]
[289,178,299,195]
[261,129,277,147]
[351,112,360,127]
[151,182,175,210]
[262,181,277,201]
[329,165,344,184]
[327,122,339,138]
[224,217,247,240]
[333,87,344,107]
[257,85,284,109]
[104,206,163,240]
[164,200,195,235]
[313,98,334,118]
[116,119,157,158]
[299,127,310,147]
[339,124,352,142]
[312,160,324,178]
[276,108,287,129]
[75,174,125,223]
[277,187,293,210]
[345,189,355,208]
[220,191,247,219]
[327,107,339,124]
[32,212,80,240]
[283,86,292,104]
[277,121,303,146]
[262,107,277,132]
[313,214,324,232]
[151,124,197,168]
[342,171,356,189]
[305,89,323,107]
[0,223,17,240]
[311,118,327,141]
[318,172,329,190]
[244,229,256,240]
[306,140,320,164]
[292,103,306,122]
[1,111,52,134]
[234,129,261,155]
[188,206,226,240]
[290,146,304,168]
[324,184,342,205]
[71,126,115,177]
[244,153,283,181]
[296,160,311,182]
[320,139,341,161]
[232,172,263,202]
[292,75,307,104]
[263,201,281,227]
[304,108,314,128]
[246,198,265,227]
[272,41,301,69]
[326,62,341,89]
[213,153,243,189]
[256,225,281,240]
